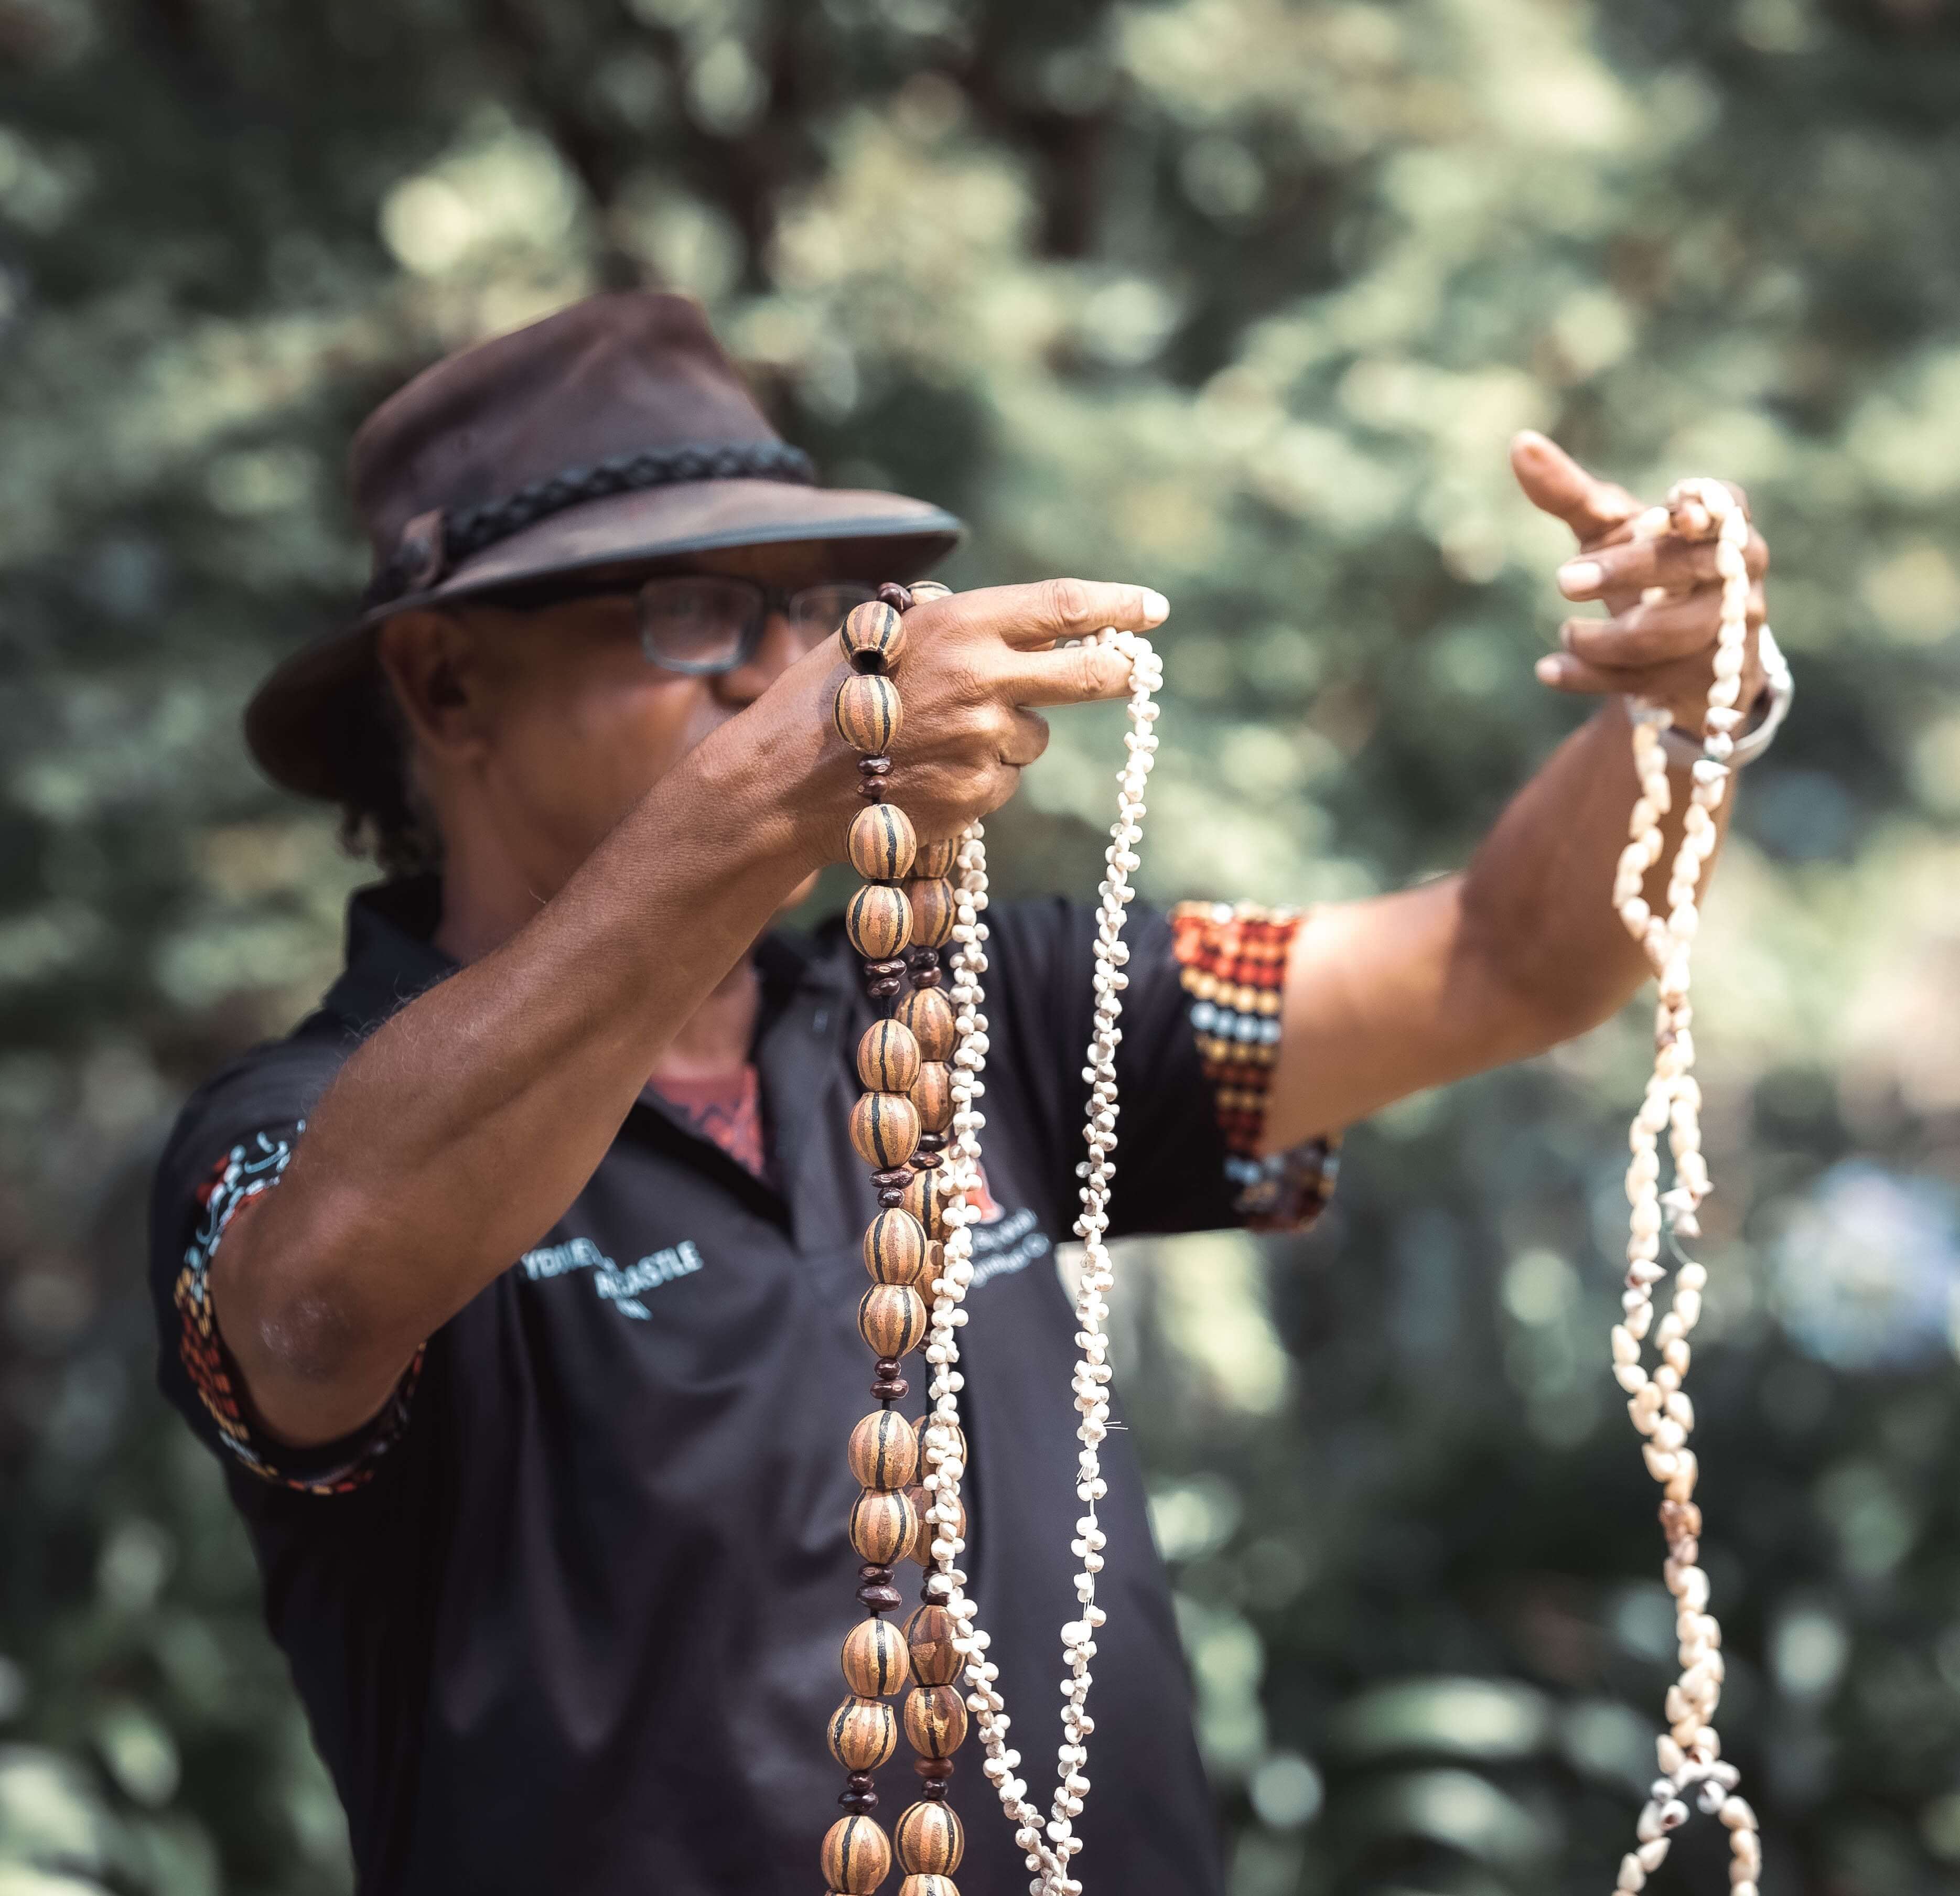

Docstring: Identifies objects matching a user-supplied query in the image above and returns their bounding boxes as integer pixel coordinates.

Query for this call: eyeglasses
[631,576,878,675]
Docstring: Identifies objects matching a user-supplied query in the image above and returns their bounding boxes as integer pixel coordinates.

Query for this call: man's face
[383,544,859,902]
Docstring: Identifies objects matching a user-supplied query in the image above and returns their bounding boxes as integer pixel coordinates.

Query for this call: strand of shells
[918,626,1162,1896]
[1606,478,1761,1896]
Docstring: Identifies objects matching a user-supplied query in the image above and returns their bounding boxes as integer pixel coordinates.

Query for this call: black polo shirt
[148,879,1285,1896]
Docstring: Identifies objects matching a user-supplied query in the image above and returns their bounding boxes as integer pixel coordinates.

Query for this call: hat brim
[245,480,963,802]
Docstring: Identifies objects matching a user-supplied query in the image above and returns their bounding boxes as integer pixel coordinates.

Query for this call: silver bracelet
[1648,624,1793,770]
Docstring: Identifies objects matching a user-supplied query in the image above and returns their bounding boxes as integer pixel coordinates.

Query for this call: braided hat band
[363,439,817,610]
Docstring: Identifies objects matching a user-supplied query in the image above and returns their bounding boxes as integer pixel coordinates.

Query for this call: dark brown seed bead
[859,781,891,806]
[858,1019,923,1093]
[871,1369,909,1403]
[843,600,907,671]
[859,1283,928,1359]
[860,754,893,775]
[870,1165,914,1189]
[849,802,918,881]
[875,1187,907,1210]
[848,1409,920,1489]
[836,674,902,753]
[821,1814,892,1895]
[896,1800,964,1876]
[895,986,956,1063]
[916,1132,947,1155]
[864,1208,929,1285]
[858,1577,904,1613]
[841,1616,909,1696]
[828,1695,899,1772]
[903,878,956,950]
[877,581,916,612]
[915,1755,956,1784]
[851,1091,921,1170]
[900,1165,954,1241]
[865,956,907,979]
[910,1062,953,1134]
[912,837,960,879]
[905,1603,962,1686]
[866,976,903,999]
[838,1787,879,1816]
[850,1488,920,1566]
[847,884,913,962]
[903,1684,968,1759]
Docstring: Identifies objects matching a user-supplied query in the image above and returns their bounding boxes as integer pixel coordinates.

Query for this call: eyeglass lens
[636,578,877,673]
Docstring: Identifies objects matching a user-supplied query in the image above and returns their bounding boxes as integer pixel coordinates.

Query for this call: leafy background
[3,0,1959,1890]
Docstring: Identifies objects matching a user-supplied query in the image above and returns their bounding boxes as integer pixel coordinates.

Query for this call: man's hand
[1512,431,1771,735]
[757,578,1166,869]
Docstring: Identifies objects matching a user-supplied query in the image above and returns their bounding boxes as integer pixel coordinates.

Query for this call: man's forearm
[1456,697,1729,1044]
[1265,700,1730,1146]
[212,727,826,1444]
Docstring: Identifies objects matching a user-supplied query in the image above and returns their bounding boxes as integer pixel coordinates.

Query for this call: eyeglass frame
[476,572,880,677]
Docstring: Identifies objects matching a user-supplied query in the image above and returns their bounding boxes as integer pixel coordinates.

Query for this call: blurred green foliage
[3,0,1960,1891]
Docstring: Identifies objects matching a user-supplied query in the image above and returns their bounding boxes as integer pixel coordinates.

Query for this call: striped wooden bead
[841,1615,909,1696]
[835,674,902,753]
[848,1410,920,1489]
[846,883,913,961]
[913,837,960,879]
[897,1876,960,1896]
[900,1165,954,1241]
[849,802,917,881]
[850,1487,920,1565]
[895,985,956,1062]
[903,877,956,950]
[910,1062,953,1134]
[841,599,907,671]
[850,1090,921,1170]
[896,1801,964,1876]
[863,1208,929,1285]
[822,1814,892,1895]
[857,1019,922,1094]
[903,1683,968,1759]
[827,1695,898,1772]
[859,1283,928,1359]
[904,1604,962,1687]
[901,1485,930,1565]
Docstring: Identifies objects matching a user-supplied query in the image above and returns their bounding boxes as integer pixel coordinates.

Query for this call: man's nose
[713,610,803,707]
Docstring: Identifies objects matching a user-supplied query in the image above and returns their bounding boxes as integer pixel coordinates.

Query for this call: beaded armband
[1169,901,1339,1233]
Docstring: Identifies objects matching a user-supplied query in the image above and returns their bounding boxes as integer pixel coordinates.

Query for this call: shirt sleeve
[1165,900,1340,1232]
[979,898,1338,1241]
[149,1053,424,1495]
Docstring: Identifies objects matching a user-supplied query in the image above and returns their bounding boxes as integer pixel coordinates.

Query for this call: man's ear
[375,611,484,760]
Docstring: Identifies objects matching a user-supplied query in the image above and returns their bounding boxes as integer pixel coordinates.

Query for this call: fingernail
[1557,560,1602,598]
[1535,655,1563,684]
[1558,621,1577,651]
[1140,589,1169,624]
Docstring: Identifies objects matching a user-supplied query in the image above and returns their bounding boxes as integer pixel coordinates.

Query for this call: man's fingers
[1510,430,1641,546]
[1560,583,1767,670]
[1556,528,1769,602]
[1011,638,1139,708]
[921,577,1169,651]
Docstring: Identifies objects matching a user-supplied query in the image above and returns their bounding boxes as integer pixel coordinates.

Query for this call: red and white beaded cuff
[1168,900,1339,1233]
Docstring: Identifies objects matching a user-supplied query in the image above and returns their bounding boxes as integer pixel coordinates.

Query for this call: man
[149,292,1775,1894]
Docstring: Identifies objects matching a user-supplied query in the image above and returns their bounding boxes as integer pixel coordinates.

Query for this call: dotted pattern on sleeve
[175,1126,422,1494]
[1168,901,1340,1233]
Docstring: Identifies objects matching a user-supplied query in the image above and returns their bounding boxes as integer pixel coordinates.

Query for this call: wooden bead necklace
[825,579,1162,1896]
[1606,479,1762,1896]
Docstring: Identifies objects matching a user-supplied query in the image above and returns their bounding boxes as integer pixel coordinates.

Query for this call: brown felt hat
[245,291,964,801]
